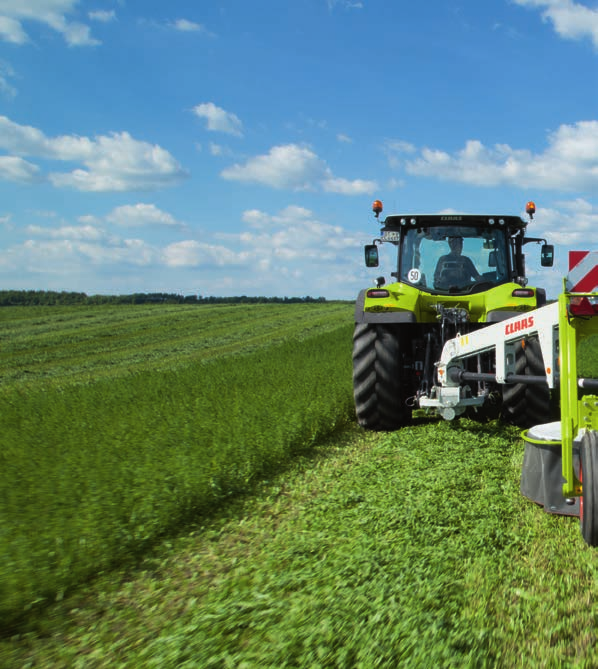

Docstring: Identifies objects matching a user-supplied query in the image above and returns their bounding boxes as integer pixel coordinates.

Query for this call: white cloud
[514,0,598,48]
[222,143,378,194]
[532,199,598,246]
[0,116,187,191]
[0,60,17,98]
[322,176,378,195]
[0,0,100,46]
[162,240,248,268]
[222,144,324,190]
[0,155,40,182]
[16,237,157,273]
[105,203,183,228]
[400,121,598,192]
[0,15,27,43]
[337,133,353,144]
[327,1,364,9]
[192,102,243,137]
[209,142,233,157]
[236,205,364,263]
[88,10,115,23]
[170,18,206,32]
[26,223,105,240]
[3,202,372,297]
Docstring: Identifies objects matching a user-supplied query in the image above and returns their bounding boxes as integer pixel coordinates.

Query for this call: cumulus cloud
[322,176,378,195]
[235,205,365,265]
[0,155,41,182]
[0,115,187,191]
[532,198,598,246]
[222,143,378,194]
[192,102,243,137]
[514,0,598,48]
[162,240,249,268]
[395,121,598,192]
[4,201,374,297]
[222,144,324,190]
[105,203,183,228]
[14,237,157,275]
[0,0,100,46]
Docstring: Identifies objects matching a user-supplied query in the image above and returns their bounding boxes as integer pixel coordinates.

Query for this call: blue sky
[1,0,598,298]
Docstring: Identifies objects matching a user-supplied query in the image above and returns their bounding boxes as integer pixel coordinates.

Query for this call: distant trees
[0,290,328,306]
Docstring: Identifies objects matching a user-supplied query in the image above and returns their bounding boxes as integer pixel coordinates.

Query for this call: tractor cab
[365,203,553,297]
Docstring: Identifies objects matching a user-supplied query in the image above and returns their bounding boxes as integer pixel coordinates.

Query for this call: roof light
[400,218,407,226]
[512,288,535,298]
[367,289,390,299]
[526,201,536,220]
[489,218,495,225]
[569,296,598,317]
[499,218,505,225]
[410,218,417,225]
[372,200,383,218]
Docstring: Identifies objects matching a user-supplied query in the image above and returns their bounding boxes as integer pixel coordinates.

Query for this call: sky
[1,1,598,299]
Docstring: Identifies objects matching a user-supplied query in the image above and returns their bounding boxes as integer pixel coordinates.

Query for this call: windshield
[399,225,510,294]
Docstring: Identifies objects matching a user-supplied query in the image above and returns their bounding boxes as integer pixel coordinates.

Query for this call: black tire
[352,323,411,431]
[501,336,552,428]
[580,431,598,546]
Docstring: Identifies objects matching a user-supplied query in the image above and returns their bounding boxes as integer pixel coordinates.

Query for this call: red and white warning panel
[567,251,598,292]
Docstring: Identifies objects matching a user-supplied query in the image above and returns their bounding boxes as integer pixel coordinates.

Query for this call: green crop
[0,303,354,628]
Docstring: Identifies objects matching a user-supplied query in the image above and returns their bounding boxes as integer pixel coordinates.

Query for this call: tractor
[353,200,555,431]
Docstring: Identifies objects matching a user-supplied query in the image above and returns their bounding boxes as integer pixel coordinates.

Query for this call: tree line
[0,290,328,306]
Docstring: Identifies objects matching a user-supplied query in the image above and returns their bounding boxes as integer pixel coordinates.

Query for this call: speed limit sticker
[408,268,421,283]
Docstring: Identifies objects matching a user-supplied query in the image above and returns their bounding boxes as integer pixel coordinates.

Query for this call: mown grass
[4,419,598,668]
[0,303,354,630]
[0,302,350,389]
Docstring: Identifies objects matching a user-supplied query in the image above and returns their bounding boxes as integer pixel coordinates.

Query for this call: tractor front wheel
[580,431,598,546]
[352,323,411,431]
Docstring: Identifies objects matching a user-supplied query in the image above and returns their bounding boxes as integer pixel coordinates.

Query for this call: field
[2,303,598,668]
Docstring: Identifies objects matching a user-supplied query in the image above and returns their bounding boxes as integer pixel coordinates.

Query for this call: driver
[434,236,481,289]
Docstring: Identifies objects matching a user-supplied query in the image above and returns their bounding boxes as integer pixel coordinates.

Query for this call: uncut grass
[0,325,354,628]
[6,420,598,668]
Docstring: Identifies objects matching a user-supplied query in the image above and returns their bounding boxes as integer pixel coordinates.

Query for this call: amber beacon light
[526,201,536,220]
[372,200,383,218]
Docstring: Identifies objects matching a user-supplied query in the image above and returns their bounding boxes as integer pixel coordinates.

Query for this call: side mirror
[364,244,379,268]
[488,250,497,268]
[541,244,554,267]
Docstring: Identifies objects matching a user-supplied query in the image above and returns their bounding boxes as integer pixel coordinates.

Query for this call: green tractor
[353,200,555,431]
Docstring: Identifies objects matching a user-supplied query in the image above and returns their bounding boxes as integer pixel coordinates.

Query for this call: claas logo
[504,315,534,336]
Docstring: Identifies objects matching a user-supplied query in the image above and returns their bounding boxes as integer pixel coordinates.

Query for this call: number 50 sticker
[408,268,421,283]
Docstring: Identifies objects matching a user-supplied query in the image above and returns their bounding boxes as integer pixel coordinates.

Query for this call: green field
[3,303,598,668]
[0,303,355,631]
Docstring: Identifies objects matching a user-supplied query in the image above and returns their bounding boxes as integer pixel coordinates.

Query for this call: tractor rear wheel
[501,336,552,428]
[352,323,411,431]
[580,430,598,546]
